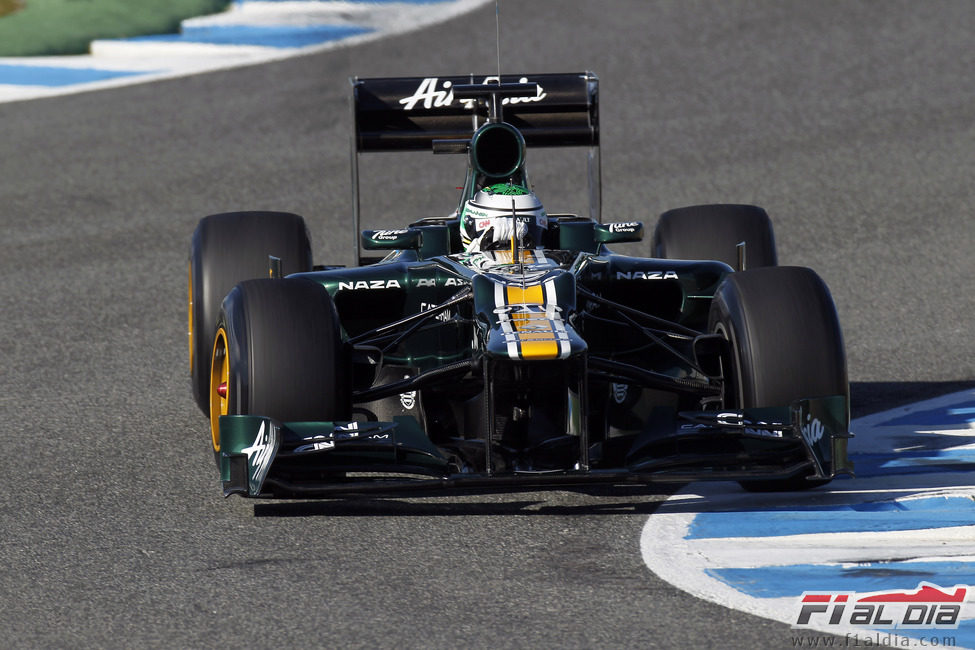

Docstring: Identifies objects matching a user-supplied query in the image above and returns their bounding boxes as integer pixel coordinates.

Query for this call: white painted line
[0,0,492,104]
[642,389,975,648]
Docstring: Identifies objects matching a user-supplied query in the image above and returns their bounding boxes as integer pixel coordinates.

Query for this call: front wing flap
[217,395,851,497]
[633,394,853,481]
[218,415,450,497]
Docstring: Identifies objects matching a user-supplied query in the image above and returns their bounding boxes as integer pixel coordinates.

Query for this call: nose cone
[474,272,586,361]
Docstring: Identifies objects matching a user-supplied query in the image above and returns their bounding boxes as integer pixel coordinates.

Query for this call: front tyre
[653,204,777,269]
[708,266,847,490]
[189,211,312,415]
[209,278,350,454]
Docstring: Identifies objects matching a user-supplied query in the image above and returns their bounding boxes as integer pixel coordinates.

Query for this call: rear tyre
[708,266,847,490]
[209,278,351,453]
[189,211,312,415]
[653,204,777,269]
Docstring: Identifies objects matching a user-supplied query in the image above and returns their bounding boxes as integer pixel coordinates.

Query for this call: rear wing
[349,72,600,263]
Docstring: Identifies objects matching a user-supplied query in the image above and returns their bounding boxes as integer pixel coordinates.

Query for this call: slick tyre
[189,211,312,415]
[209,278,351,453]
[708,266,848,491]
[653,204,777,269]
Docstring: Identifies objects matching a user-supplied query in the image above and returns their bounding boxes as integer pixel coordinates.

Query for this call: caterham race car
[188,72,852,498]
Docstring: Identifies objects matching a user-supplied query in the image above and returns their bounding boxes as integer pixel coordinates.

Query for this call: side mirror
[594,221,644,244]
[361,228,423,251]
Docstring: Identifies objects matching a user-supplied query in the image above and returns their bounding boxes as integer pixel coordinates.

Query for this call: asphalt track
[2,1,974,647]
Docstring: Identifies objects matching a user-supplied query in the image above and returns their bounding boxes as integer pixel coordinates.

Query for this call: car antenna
[488,0,502,123]
[495,0,502,83]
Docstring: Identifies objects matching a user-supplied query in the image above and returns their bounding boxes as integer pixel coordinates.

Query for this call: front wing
[216,395,852,498]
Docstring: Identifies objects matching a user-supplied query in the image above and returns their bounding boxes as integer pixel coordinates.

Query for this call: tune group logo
[794,583,970,631]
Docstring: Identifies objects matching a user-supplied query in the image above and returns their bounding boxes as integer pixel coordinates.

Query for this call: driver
[460,183,548,253]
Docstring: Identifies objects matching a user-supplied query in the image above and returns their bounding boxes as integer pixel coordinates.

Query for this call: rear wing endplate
[349,72,600,264]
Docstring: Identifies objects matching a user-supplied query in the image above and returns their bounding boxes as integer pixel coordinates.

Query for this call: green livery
[189,73,852,498]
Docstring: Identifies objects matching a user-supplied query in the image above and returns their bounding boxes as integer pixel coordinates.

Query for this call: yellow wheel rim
[188,262,194,374]
[209,328,230,452]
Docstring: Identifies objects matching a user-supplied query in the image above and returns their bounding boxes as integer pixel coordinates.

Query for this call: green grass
[0,0,231,56]
[0,1,24,19]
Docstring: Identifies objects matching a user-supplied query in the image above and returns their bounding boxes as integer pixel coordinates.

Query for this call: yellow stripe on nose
[516,334,559,359]
[506,284,545,305]
[508,308,559,359]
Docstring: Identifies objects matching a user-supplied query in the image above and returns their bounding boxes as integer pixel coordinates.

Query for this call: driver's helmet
[461,183,548,253]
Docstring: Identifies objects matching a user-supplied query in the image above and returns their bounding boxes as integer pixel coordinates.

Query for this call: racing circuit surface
[2,1,975,647]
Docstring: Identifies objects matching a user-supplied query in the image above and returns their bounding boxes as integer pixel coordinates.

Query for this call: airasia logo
[398,76,547,111]
[801,413,825,448]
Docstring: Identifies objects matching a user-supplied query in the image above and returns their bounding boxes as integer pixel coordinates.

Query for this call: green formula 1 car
[188,72,852,498]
